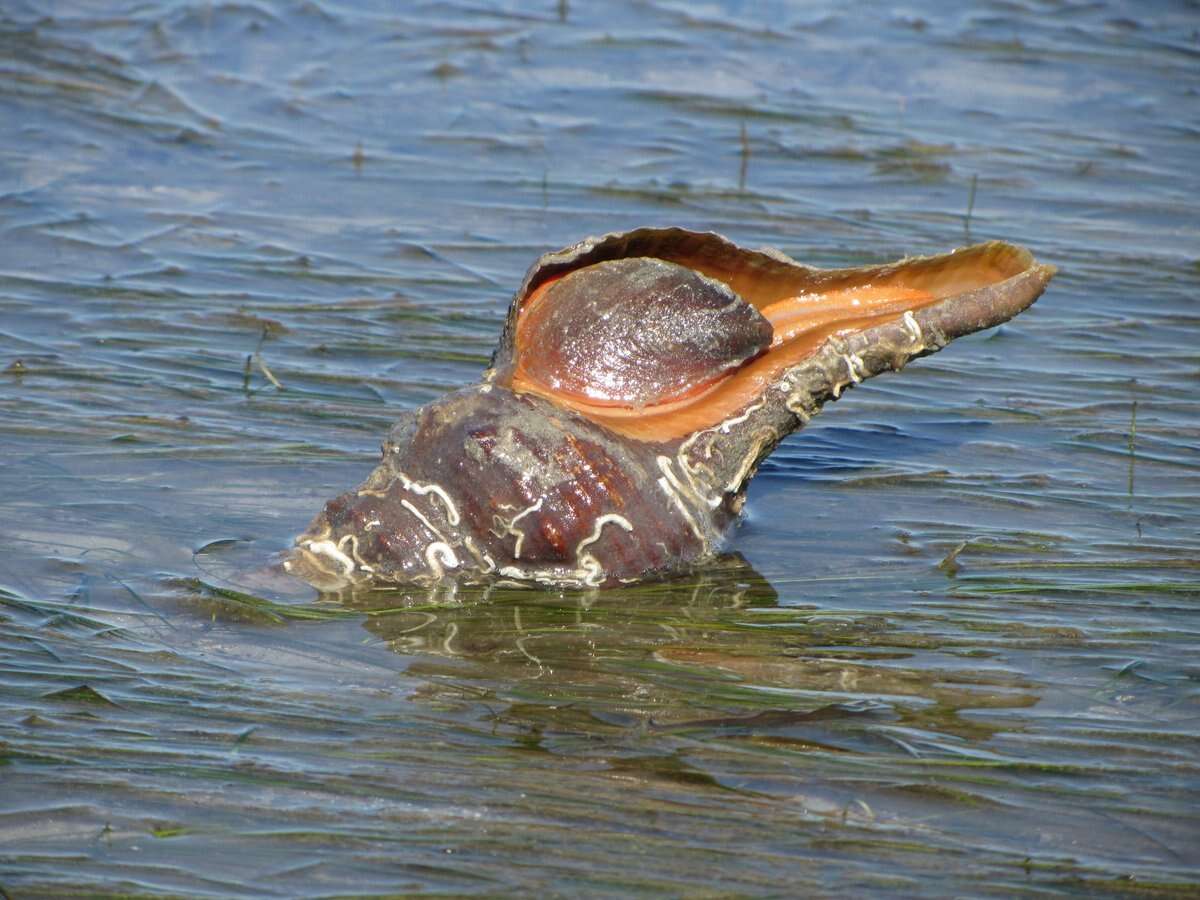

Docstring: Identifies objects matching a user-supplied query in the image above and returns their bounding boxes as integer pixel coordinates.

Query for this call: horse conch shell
[287,228,1054,591]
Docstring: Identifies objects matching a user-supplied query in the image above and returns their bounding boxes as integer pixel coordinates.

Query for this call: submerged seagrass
[287,228,1054,591]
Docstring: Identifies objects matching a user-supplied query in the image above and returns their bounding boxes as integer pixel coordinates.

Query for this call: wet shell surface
[517,257,773,408]
[287,228,1055,592]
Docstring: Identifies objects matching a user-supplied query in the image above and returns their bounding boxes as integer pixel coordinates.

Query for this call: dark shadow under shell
[517,257,773,408]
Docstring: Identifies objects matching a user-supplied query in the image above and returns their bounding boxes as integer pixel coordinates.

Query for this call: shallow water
[2,0,1198,895]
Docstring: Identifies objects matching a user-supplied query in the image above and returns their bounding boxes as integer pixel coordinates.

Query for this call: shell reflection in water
[345,559,1039,751]
[287,228,1055,591]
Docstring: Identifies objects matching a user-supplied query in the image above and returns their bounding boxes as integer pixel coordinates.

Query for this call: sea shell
[287,228,1055,591]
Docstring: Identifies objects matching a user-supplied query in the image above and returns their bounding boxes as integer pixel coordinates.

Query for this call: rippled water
[2,1,1198,895]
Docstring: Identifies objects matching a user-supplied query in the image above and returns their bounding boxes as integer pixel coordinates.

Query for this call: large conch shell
[287,228,1054,591]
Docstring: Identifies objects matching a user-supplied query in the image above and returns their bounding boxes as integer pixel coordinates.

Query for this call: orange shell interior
[508,246,1025,442]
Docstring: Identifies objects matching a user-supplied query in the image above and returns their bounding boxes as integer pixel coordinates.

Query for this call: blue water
[1,1,1198,895]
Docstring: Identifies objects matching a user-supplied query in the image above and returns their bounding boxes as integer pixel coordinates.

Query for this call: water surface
[1,1,1198,895]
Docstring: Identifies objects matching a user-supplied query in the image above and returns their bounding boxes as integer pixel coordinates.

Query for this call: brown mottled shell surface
[518,257,773,408]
